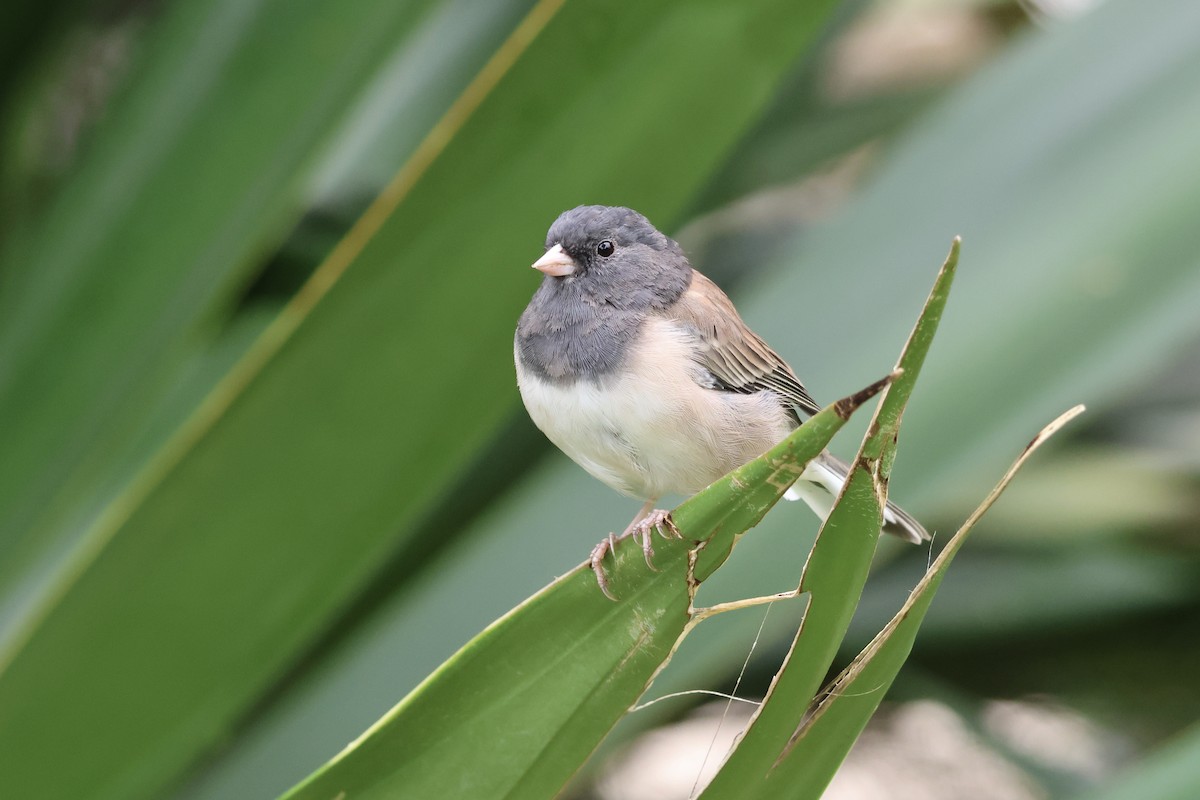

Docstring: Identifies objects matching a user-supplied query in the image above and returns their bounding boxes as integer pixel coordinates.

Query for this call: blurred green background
[1,0,1199,797]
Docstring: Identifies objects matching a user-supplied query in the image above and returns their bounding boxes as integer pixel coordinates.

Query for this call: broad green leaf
[0,1,845,797]
[701,239,958,797]
[303,0,537,207]
[0,0,444,613]
[769,406,1086,799]
[281,383,885,800]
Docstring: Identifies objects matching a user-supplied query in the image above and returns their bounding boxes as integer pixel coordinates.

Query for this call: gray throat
[516,282,651,385]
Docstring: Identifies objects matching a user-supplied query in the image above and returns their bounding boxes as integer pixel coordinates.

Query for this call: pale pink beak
[532,243,577,277]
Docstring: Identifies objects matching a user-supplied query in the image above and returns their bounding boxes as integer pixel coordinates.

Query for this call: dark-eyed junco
[515,205,927,597]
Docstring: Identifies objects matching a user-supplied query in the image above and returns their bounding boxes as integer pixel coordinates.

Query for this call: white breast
[515,317,793,501]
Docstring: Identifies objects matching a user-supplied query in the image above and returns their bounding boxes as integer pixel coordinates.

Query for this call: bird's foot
[590,509,680,600]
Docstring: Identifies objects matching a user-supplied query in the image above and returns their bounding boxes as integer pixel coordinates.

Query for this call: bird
[514,205,927,598]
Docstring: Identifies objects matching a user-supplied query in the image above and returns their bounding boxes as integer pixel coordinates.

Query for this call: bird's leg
[626,499,663,569]
[590,499,680,600]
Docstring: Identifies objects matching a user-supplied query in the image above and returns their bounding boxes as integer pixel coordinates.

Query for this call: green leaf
[303,0,538,207]
[768,406,1086,799]
[281,382,885,800]
[0,0,444,610]
[700,239,958,797]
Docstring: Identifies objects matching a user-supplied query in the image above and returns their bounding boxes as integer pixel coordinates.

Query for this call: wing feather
[664,271,820,421]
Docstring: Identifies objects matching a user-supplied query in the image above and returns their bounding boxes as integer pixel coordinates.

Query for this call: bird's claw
[590,509,677,600]
[589,537,620,601]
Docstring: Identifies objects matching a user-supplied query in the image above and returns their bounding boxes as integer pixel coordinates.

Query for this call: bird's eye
[596,240,615,257]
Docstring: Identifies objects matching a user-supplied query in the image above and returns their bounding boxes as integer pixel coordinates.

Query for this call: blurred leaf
[0,0,445,615]
[919,598,1200,745]
[689,0,933,215]
[850,544,1200,649]
[1087,725,1200,800]
[0,0,846,798]
[0,0,89,117]
[303,0,537,207]
[697,87,937,212]
[947,448,1199,539]
[1074,715,1200,799]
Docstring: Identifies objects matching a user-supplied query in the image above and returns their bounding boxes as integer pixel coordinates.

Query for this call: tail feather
[880,498,929,544]
[784,453,929,544]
